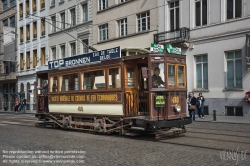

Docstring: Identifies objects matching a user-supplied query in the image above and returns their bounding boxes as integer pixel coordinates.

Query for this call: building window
[11,62,16,72]
[170,1,179,31]
[26,0,29,15]
[41,19,45,36]
[51,47,57,60]
[26,52,30,70]
[3,0,8,10]
[118,18,127,37]
[227,0,242,20]
[226,107,243,116]
[51,16,56,33]
[19,3,23,18]
[226,51,242,88]
[32,0,36,13]
[70,8,76,26]
[33,50,37,68]
[20,27,23,43]
[82,3,88,23]
[20,53,24,70]
[41,47,45,65]
[82,39,88,54]
[137,11,150,32]
[26,24,30,41]
[99,0,108,11]
[60,45,65,58]
[51,0,55,6]
[33,22,37,39]
[10,16,15,27]
[10,0,15,7]
[60,12,65,29]
[3,19,8,26]
[99,24,108,41]
[196,55,208,89]
[70,43,76,56]
[195,0,207,26]
[41,0,45,9]
[120,0,127,3]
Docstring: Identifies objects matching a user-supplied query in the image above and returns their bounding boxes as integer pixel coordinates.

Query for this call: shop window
[60,73,79,91]
[108,68,121,89]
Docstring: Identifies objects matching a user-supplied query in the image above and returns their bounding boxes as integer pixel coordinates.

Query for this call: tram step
[130,127,145,131]
[125,132,140,136]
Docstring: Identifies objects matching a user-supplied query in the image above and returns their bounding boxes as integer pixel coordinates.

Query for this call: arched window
[27,82,30,102]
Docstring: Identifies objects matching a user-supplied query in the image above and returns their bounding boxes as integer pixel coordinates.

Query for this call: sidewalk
[0,109,36,114]
[194,115,250,124]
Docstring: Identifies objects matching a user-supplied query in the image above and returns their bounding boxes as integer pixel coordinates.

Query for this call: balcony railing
[27,36,30,41]
[41,31,45,36]
[20,38,23,43]
[41,3,45,9]
[26,11,30,16]
[33,7,37,12]
[34,34,37,38]
[154,27,190,45]
[20,13,23,18]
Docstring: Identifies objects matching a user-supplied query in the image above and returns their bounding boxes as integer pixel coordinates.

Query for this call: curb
[195,120,250,125]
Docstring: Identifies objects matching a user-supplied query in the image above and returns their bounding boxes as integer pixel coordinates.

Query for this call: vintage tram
[35,47,192,138]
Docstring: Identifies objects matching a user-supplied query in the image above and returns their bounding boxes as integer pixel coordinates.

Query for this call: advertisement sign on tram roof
[48,46,121,69]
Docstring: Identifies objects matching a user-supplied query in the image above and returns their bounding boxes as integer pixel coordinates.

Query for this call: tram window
[108,68,121,88]
[50,76,58,92]
[168,64,176,87]
[126,67,135,88]
[83,70,105,90]
[60,73,79,91]
[177,65,185,87]
[151,63,165,88]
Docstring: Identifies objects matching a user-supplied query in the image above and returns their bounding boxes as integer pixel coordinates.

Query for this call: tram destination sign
[48,46,121,69]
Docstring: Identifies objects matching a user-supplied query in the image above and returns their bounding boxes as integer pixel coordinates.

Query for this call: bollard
[213,110,216,121]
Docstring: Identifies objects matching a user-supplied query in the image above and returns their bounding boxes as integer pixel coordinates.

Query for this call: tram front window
[151,63,165,88]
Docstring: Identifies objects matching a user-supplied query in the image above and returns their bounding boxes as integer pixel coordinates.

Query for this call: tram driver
[152,67,165,88]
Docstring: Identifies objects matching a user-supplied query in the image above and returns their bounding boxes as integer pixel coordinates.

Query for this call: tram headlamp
[174,104,181,112]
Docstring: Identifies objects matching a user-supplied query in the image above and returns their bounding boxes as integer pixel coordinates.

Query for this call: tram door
[36,73,49,114]
[124,64,138,116]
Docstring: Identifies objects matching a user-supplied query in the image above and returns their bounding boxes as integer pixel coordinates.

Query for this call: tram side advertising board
[48,46,121,69]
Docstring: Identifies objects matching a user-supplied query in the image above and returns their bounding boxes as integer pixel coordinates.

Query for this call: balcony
[154,27,190,45]
[41,3,45,9]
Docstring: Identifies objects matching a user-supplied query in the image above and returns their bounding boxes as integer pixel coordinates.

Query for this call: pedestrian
[187,92,197,121]
[197,93,205,119]
[19,98,27,113]
[14,98,20,113]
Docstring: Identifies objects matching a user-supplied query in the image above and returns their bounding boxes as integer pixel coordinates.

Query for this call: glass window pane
[83,70,105,90]
[109,68,121,88]
[235,51,241,58]
[227,0,234,19]
[203,63,208,89]
[152,63,165,88]
[196,64,202,88]
[235,0,242,18]
[235,59,242,87]
[61,73,79,91]
[227,60,234,87]
[202,0,207,25]
[196,56,202,63]
[126,67,135,88]
[167,64,176,87]
[170,10,174,31]
[176,8,179,29]
[227,52,234,59]
[202,55,207,62]
[50,76,58,92]
[178,66,184,86]
[195,2,201,26]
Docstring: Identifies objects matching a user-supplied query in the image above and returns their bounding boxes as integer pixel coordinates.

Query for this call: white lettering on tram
[49,59,64,69]
[65,57,91,67]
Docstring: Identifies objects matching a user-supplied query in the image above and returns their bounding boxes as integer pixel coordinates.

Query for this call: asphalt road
[0,113,249,166]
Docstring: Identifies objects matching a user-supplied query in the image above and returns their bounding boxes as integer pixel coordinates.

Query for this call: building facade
[92,0,159,54]
[48,0,93,62]
[17,0,49,111]
[0,0,17,111]
[157,0,250,116]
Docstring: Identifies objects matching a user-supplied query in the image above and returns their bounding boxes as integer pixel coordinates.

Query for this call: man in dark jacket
[187,92,197,121]
[152,67,164,88]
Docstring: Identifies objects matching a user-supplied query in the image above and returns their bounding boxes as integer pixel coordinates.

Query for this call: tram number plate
[172,96,179,104]
[155,95,165,107]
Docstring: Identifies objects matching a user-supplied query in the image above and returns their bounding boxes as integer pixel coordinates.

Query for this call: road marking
[0,123,8,126]
[1,121,22,124]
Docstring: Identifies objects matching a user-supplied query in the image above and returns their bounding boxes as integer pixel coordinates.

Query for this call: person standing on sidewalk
[197,93,205,119]
[22,98,27,113]
[14,98,20,113]
[187,92,197,121]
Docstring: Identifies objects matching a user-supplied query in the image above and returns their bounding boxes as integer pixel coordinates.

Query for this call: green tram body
[35,52,192,135]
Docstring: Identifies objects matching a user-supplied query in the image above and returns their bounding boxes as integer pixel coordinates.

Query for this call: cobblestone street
[0,113,249,166]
